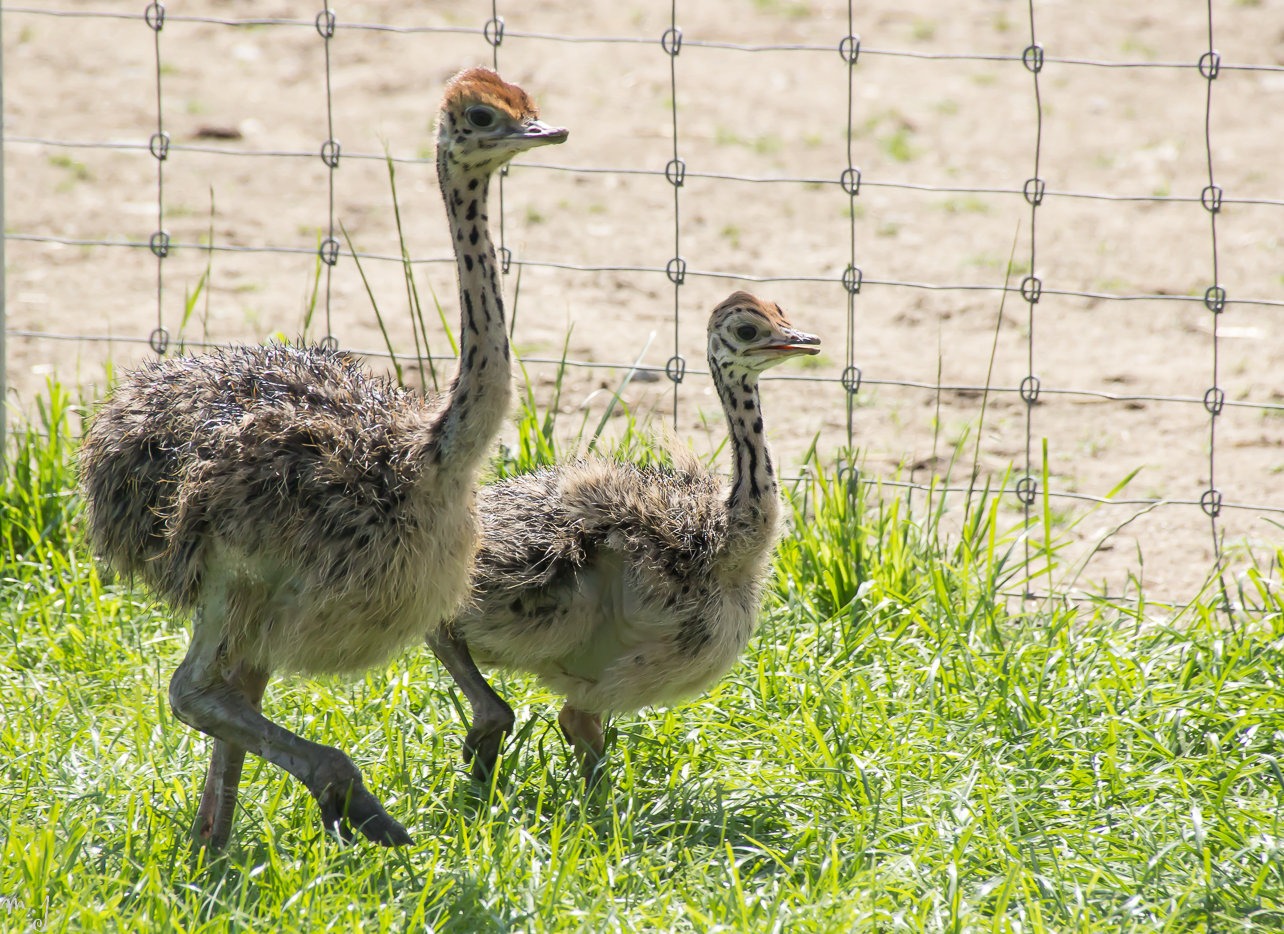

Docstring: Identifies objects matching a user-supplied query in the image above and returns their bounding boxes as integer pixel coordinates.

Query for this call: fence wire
[4,2,1283,606]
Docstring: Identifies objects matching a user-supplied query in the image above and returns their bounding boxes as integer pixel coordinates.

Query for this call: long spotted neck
[429,146,512,471]
[712,358,781,547]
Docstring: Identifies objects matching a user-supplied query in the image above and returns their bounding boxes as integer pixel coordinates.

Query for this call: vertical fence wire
[486,2,510,279]
[317,2,339,347]
[841,4,861,460]
[1199,0,1230,615]
[1017,0,1045,596]
[663,0,685,428]
[0,4,5,474]
[145,2,168,356]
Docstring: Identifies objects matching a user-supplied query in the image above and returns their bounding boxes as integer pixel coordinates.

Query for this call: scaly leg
[191,661,269,853]
[170,608,412,847]
[427,628,515,782]
[558,702,606,787]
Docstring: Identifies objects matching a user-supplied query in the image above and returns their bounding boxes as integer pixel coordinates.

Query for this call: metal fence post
[1,3,7,477]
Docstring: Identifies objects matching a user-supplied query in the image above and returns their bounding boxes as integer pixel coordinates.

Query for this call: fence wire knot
[665,158,686,187]
[842,265,863,295]
[483,17,505,48]
[149,131,170,161]
[149,231,170,258]
[1020,375,1041,405]
[1199,50,1220,80]
[319,237,339,267]
[840,167,861,196]
[499,245,512,275]
[1016,476,1038,505]
[1201,488,1223,518]
[320,139,341,169]
[665,355,686,384]
[1023,177,1045,206]
[1200,184,1222,214]
[661,27,682,56]
[839,35,860,65]
[1204,285,1226,313]
[149,326,170,355]
[1022,43,1044,73]
[144,2,165,31]
[315,8,336,39]
[841,365,862,395]
[666,257,686,285]
[1203,386,1226,416]
[1020,275,1042,304]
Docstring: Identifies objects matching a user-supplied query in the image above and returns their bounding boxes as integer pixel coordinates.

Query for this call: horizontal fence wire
[9,326,1284,412]
[12,318,1284,517]
[9,231,1284,309]
[5,1,1284,603]
[10,137,1284,209]
[8,6,1284,71]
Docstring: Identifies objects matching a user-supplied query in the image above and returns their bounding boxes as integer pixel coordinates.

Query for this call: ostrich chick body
[79,67,566,849]
[432,292,821,782]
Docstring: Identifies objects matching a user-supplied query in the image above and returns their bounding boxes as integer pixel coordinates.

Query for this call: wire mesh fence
[4,0,1284,607]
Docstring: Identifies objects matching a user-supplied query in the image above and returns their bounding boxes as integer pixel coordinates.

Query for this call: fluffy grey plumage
[436,291,821,784]
[465,454,744,694]
[83,346,432,620]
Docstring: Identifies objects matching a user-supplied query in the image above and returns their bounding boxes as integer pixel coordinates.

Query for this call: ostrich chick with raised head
[79,68,566,850]
[430,291,820,783]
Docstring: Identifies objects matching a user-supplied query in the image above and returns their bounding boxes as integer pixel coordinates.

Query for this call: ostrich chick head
[437,66,568,173]
[707,291,821,376]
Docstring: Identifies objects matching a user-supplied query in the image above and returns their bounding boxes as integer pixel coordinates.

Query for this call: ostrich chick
[79,68,566,850]
[430,291,820,783]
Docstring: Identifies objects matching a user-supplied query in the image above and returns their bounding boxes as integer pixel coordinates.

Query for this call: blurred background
[4,0,1284,601]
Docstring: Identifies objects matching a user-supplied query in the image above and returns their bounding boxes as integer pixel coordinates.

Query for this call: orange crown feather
[441,66,538,120]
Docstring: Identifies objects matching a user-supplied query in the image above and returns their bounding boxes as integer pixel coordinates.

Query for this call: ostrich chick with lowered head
[79,68,566,849]
[430,292,820,783]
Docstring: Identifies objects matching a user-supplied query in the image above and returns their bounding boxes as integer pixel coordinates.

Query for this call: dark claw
[316,780,413,847]
[463,723,510,783]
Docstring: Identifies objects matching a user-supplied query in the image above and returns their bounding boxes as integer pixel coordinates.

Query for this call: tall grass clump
[1,380,1283,932]
[1,381,85,563]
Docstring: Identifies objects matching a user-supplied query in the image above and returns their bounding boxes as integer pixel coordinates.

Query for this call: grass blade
[587,331,655,455]
[339,220,403,388]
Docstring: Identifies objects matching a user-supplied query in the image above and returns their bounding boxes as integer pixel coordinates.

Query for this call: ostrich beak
[757,329,821,358]
[509,119,569,149]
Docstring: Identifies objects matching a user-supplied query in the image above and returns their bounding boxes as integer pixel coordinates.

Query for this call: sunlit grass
[1,382,1283,931]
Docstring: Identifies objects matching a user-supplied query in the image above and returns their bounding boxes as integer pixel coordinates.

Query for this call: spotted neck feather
[711,358,781,554]
[428,142,512,471]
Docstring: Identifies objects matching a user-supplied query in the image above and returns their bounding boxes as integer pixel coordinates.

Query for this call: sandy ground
[4,0,1284,603]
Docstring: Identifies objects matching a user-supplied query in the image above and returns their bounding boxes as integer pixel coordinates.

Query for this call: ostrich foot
[427,629,515,783]
[313,766,414,847]
[558,703,607,789]
[463,721,512,784]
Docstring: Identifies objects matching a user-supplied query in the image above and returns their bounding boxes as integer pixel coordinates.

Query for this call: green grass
[2,384,1284,931]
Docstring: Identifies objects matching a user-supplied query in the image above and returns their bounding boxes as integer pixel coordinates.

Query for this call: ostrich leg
[558,703,606,786]
[191,661,269,852]
[427,629,515,782]
[170,607,413,847]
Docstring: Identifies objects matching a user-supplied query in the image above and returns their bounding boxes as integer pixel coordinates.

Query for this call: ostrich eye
[466,106,497,129]
[735,324,758,342]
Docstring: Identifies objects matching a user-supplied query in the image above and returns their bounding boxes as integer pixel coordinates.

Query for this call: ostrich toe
[314,775,414,847]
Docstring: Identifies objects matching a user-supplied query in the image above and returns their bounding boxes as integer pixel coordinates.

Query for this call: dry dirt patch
[5,0,1284,602]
